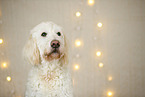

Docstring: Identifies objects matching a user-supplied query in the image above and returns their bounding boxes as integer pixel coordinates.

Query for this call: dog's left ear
[60,35,68,65]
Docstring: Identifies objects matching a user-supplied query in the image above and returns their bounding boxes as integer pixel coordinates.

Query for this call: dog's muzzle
[43,40,61,61]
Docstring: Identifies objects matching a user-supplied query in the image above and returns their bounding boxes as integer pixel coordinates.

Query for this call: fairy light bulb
[108,76,113,81]
[76,54,80,58]
[75,40,81,47]
[76,12,81,17]
[97,22,103,28]
[0,39,3,44]
[74,64,79,70]
[107,91,113,96]
[1,62,7,69]
[88,0,94,6]
[99,63,103,68]
[96,51,102,57]
[7,76,11,82]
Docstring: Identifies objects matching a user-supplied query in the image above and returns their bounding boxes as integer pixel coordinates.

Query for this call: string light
[97,22,103,28]
[108,76,113,81]
[93,37,97,40]
[74,64,79,70]
[76,54,80,58]
[88,0,94,6]
[107,91,113,96]
[75,40,81,47]
[96,51,102,57]
[0,38,3,44]
[76,26,81,31]
[76,12,81,17]
[98,63,103,68]
[6,76,11,82]
[1,62,8,69]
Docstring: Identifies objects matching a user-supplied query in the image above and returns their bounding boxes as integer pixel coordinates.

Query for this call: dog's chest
[26,65,72,97]
[38,65,66,87]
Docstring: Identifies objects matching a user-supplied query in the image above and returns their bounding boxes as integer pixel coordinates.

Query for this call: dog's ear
[60,35,68,66]
[23,35,40,65]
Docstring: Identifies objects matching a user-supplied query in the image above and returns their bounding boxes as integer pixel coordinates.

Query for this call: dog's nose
[51,40,60,48]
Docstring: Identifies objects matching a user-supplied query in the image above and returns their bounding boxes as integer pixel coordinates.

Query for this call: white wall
[0,0,145,97]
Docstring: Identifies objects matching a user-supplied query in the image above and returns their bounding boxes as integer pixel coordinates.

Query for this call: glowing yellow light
[7,76,11,82]
[88,0,94,6]
[75,40,81,47]
[99,63,103,68]
[76,12,81,17]
[108,76,113,81]
[107,91,113,96]
[1,62,7,69]
[0,39,3,44]
[74,64,79,70]
[97,22,103,28]
[96,51,102,57]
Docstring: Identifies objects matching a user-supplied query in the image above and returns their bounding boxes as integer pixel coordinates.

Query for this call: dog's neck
[40,59,62,70]
[36,59,66,82]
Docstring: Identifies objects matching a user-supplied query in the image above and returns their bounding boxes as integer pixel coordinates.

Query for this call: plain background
[0,0,145,97]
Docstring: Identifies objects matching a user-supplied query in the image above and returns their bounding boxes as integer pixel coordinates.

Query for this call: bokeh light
[0,39,3,44]
[76,12,81,17]
[74,64,79,70]
[97,22,103,28]
[108,76,113,81]
[75,40,81,47]
[107,91,113,96]
[6,76,11,82]
[99,63,103,68]
[96,51,102,57]
[1,62,8,69]
[88,0,94,6]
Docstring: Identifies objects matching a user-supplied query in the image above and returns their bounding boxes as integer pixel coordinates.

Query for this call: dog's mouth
[49,48,60,57]
[44,48,61,61]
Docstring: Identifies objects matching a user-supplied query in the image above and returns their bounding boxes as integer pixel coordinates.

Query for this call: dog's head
[23,22,67,65]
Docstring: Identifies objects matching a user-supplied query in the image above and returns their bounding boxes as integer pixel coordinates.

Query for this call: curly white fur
[23,22,73,97]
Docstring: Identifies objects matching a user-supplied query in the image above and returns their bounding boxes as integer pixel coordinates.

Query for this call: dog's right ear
[23,35,40,65]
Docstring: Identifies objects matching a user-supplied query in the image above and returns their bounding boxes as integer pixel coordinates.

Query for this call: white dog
[23,22,73,97]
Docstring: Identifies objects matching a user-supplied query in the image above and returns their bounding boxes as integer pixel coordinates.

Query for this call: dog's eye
[57,32,61,36]
[41,32,47,37]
